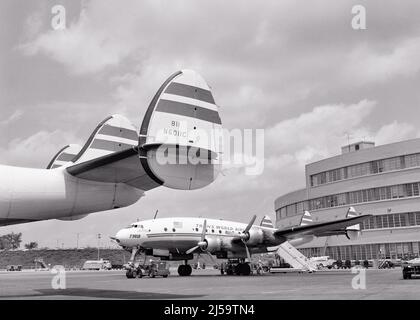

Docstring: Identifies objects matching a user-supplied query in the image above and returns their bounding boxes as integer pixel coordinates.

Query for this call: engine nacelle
[204,237,222,253]
[244,228,264,246]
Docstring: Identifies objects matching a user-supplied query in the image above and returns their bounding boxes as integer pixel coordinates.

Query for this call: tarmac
[0,268,418,300]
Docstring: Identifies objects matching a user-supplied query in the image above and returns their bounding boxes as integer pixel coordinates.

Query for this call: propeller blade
[201,219,207,241]
[244,243,251,262]
[186,246,199,255]
[244,215,257,233]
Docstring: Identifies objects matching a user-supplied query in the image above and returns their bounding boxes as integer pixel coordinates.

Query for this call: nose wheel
[178,264,192,276]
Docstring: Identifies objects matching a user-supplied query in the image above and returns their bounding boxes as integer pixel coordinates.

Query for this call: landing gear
[126,268,143,279]
[125,246,144,279]
[178,260,192,276]
[221,259,252,276]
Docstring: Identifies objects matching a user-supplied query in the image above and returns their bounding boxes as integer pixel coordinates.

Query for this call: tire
[126,270,133,279]
[163,275,168,278]
[137,270,143,278]
[240,263,251,276]
[185,265,192,276]
[234,264,241,275]
[178,265,186,276]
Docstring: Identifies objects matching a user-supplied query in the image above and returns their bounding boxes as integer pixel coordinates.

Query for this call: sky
[1,0,420,248]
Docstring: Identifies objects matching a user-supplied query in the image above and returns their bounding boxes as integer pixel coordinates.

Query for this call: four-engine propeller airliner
[0,70,222,226]
[114,207,371,276]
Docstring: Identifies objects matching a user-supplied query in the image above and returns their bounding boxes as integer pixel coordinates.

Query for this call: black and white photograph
[1,0,420,310]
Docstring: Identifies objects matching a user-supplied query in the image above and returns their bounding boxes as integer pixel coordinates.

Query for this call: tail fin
[300,210,314,226]
[139,69,223,190]
[64,70,223,192]
[346,207,358,219]
[260,215,274,228]
[47,144,82,169]
[72,114,138,164]
[345,207,361,239]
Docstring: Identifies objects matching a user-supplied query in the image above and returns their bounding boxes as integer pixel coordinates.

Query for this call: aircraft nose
[115,229,129,245]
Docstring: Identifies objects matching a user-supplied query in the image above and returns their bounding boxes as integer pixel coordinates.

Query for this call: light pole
[97,233,101,260]
[76,233,81,249]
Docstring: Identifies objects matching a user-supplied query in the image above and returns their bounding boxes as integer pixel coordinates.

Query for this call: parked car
[6,265,22,271]
[82,259,112,270]
[310,256,336,269]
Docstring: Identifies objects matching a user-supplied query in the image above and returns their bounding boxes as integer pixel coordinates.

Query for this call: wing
[274,215,371,239]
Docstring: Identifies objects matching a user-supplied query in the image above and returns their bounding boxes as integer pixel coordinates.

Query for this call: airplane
[113,207,370,276]
[0,70,222,226]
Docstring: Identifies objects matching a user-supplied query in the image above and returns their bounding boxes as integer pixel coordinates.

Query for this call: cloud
[265,100,376,160]
[0,129,80,167]
[20,1,145,75]
[374,121,420,145]
[0,110,24,126]
[343,37,420,85]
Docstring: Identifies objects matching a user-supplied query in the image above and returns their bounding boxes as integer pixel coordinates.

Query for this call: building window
[310,152,420,187]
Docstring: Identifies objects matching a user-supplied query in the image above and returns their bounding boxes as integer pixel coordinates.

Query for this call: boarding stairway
[34,257,49,270]
[275,241,317,272]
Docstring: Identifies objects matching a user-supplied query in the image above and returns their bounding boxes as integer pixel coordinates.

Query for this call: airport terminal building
[275,139,420,261]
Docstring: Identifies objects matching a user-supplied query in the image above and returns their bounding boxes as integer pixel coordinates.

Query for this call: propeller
[186,220,208,254]
[238,215,257,262]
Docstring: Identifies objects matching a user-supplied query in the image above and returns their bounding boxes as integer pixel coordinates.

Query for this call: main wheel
[132,270,138,278]
[237,263,251,276]
[178,265,186,276]
[185,264,192,276]
[240,263,251,276]
[126,270,133,279]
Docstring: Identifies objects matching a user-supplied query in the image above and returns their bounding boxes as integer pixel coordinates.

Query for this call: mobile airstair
[271,241,317,273]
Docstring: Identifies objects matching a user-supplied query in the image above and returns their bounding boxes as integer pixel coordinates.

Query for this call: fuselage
[0,165,143,226]
[115,217,283,259]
